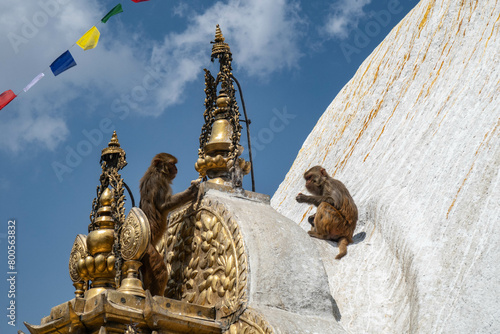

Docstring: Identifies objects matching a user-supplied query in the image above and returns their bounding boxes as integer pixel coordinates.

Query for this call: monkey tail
[335,237,349,260]
[142,243,168,296]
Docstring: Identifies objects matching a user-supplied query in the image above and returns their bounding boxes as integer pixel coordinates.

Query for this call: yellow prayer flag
[76,26,100,50]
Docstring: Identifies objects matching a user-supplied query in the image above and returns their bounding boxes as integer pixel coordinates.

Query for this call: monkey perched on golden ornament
[296,166,358,260]
[139,153,200,296]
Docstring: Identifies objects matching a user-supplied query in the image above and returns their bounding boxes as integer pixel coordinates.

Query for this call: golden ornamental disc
[120,207,150,261]
[69,234,88,282]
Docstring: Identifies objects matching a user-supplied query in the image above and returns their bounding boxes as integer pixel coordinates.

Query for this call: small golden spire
[101,131,121,155]
[211,24,231,61]
[109,130,120,147]
[101,131,127,169]
[215,25,224,41]
[72,132,131,299]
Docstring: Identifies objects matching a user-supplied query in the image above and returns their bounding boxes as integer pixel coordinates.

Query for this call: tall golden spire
[196,25,251,187]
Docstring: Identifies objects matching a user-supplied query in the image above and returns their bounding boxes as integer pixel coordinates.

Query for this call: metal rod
[230,74,255,192]
[123,181,136,207]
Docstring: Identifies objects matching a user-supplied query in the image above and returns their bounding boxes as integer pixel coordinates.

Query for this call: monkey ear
[320,168,328,177]
[153,158,163,167]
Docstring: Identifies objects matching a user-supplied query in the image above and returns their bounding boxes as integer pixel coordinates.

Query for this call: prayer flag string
[1,1,150,111]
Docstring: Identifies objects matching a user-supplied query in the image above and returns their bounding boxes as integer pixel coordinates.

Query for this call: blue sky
[0,0,419,331]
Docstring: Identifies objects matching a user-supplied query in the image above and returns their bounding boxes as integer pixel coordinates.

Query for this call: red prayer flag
[0,90,16,110]
[131,0,150,2]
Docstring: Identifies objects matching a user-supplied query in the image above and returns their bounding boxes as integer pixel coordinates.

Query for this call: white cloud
[323,0,372,39]
[2,113,69,153]
[199,0,304,76]
[148,0,304,115]
[0,0,304,151]
[0,0,151,152]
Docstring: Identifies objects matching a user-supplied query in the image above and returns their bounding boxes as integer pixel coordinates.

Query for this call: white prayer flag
[23,73,45,92]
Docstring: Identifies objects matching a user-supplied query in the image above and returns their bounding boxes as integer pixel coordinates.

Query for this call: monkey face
[152,153,178,180]
[166,161,178,179]
[304,172,323,195]
[304,166,329,195]
[159,160,177,180]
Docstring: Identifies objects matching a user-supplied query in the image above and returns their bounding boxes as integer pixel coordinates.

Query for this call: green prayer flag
[101,4,123,23]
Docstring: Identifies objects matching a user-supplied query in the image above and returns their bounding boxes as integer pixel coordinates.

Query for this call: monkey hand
[191,177,202,186]
[188,178,202,194]
[296,193,309,203]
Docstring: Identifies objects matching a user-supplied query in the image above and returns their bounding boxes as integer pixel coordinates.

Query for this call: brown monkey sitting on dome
[296,166,358,260]
[139,153,200,296]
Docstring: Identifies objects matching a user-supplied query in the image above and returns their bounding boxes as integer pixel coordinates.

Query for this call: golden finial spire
[196,25,251,187]
[69,131,148,301]
[215,24,224,41]
[101,130,127,169]
[211,24,231,61]
[109,130,120,146]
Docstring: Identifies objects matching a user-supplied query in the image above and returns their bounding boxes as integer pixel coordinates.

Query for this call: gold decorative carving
[118,207,150,297]
[120,208,150,261]
[164,197,248,319]
[69,234,88,297]
[226,308,275,334]
[69,234,87,282]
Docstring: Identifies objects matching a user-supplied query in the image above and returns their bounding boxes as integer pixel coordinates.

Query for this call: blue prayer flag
[50,50,77,76]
